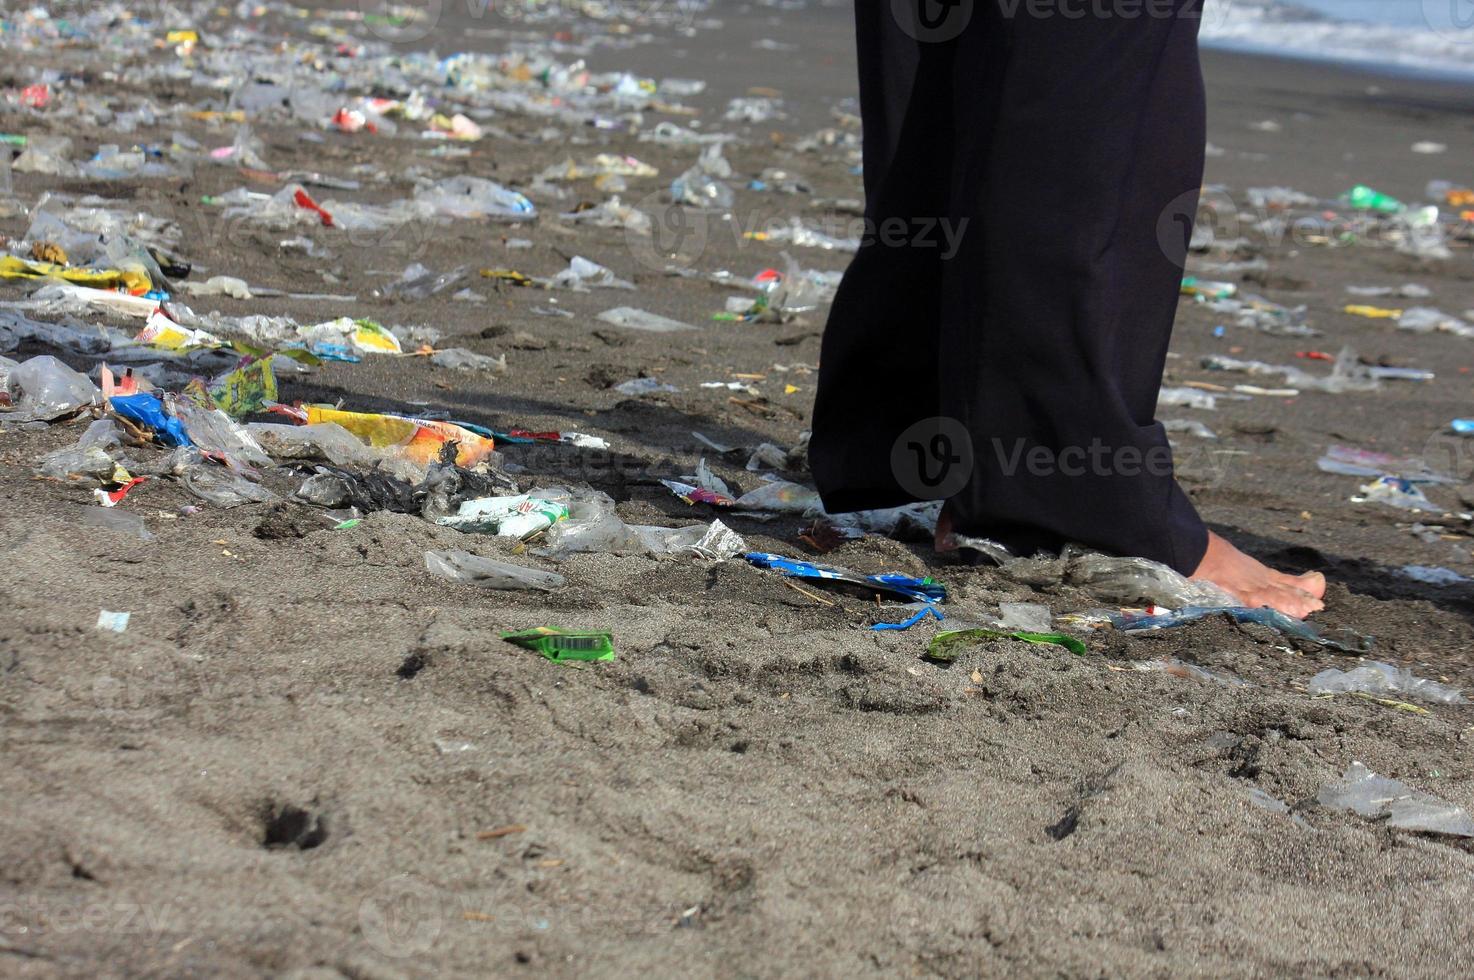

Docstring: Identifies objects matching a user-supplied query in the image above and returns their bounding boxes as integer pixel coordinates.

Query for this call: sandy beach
[5,1,1474,975]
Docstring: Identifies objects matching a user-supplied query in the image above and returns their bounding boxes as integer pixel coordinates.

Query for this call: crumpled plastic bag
[35,418,123,482]
[2,355,100,423]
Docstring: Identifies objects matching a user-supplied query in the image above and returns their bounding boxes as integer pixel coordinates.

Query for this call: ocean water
[1202,0,1474,76]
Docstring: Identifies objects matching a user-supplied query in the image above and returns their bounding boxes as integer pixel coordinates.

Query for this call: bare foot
[1192,531,1326,618]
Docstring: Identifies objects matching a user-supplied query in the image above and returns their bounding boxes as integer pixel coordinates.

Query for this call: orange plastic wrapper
[303,406,496,467]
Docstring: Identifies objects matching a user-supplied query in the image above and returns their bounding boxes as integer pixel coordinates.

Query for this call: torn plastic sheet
[1111,605,1372,654]
[424,550,565,591]
[1317,444,1454,484]
[1318,762,1474,837]
[1308,661,1465,704]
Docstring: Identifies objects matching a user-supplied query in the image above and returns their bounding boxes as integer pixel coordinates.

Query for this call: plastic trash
[1133,658,1248,687]
[1158,387,1218,411]
[182,465,277,507]
[173,399,272,468]
[430,348,508,373]
[743,552,946,604]
[1342,185,1405,214]
[181,275,252,299]
[1317,445,1451,484]
[671,165,734,209]
[596,307,697,333]
[1318,762,1474,836]
[379,263,468,301]
[995,603,1053,633]
[297,466,418,512]
[285,405,497,469]
[872,605,945,632]
[502,627,615,664]
[95,610,131,633]
[663,479,736,507]
[1247,788,1292,815]
[1162,419,1218,439]
[1397,566,1468,586]
[109,392,191,447]
[1354,476,1436,512]
[424,550,565,591]
[2,355,100,423]
[549,256,634,291]
[1308,661,1465,704]
[80,508,154,541]
[732,479,824,514]
[1065,551,1237,609]
[614,377,679,396]
[1111,605,1372,654]
[437,493,570,538]
[246,422,383,469]
[687,520,746,561]
[35,418,123,482]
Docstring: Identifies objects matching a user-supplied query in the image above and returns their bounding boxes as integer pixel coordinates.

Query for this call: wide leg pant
[810,0,1211,574]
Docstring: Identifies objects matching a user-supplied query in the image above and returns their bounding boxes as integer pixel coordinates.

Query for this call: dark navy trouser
[810,0,1211,574]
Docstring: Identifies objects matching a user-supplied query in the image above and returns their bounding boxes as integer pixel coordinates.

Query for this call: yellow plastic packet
[304,406,497,467]
[1343,304,1403,320]
[0,255,152,295]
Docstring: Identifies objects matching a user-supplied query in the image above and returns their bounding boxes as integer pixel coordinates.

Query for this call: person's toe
[1295,570,1327,599]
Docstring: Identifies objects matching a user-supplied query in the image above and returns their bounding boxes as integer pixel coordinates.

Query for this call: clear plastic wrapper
[1318,762,1474,836]
[80,508,154,542]
[732,479,824,515]
[1308,661,1465,704]
[181,465,277,507]
[171,399,272,469]
[424,550,564,591]
[430,348,507,372]
[596,307,696,333]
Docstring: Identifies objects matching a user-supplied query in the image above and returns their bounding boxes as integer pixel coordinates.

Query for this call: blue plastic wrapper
[743,552,947,604]
[110,393,192,447]
[1111,605,1371,654]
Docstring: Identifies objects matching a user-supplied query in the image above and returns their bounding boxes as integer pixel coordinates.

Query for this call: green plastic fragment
[333,519,362,530]
[1343,184,1405,214]
[925,628,1086,663]
[502,627,615,664]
